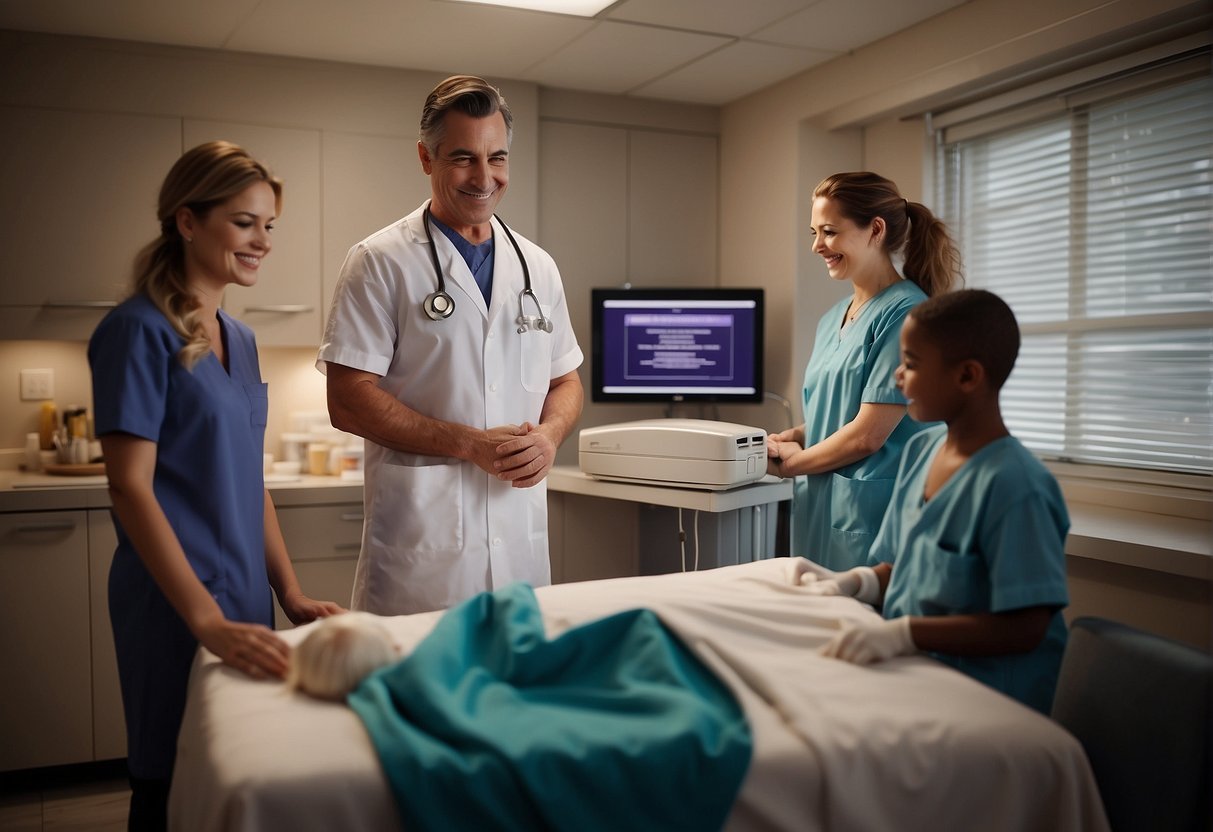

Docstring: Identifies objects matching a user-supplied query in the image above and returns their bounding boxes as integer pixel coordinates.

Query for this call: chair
[1051,616,1212,832]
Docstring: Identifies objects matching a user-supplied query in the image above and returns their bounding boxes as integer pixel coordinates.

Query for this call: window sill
[1066,501,1211,580]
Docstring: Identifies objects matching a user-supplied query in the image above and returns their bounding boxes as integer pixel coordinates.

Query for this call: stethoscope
[421,205,552,334]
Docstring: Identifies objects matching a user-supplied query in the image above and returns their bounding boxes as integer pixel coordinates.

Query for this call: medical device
[421,204,552,334]
[579,419,768,490]
[591,287,763,403]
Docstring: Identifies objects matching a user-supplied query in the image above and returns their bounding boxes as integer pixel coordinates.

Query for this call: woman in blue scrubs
[767,172,961,571]
[89,141,344,832]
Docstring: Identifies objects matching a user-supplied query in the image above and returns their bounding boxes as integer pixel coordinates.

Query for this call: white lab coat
[318,202,583,614]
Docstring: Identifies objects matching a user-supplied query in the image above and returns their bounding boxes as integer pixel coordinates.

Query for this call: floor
[0,761,129,832]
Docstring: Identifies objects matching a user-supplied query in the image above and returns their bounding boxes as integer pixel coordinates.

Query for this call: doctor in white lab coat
[318,75,584,615]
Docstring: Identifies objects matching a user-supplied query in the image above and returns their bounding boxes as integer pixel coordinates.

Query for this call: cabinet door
[272,503,363,628]
[184,120,323,347]
[628,131,718,285]
[322,132,429,334]
[0,107,182,339]
[0,511,92,771]
[88,510,125,761]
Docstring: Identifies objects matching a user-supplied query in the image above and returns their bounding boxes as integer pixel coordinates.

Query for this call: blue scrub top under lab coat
[89,294,273,779]
[870,426,1070,714]
[792,279,930,570]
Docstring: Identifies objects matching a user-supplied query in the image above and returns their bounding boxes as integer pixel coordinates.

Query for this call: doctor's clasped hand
[492,421,561,488]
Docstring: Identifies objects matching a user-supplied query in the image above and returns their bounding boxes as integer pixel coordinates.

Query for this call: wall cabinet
[0,511,93,771]
[320,132,430,335]
[0,106,183,340]
[183,120,324,347]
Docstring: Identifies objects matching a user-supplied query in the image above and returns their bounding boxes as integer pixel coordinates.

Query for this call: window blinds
[937,58,1212,476]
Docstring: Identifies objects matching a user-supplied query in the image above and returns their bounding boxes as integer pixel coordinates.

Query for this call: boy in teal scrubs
[805,289,1069,714]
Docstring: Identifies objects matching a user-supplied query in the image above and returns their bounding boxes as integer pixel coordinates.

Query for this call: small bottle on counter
[39,401,58,450]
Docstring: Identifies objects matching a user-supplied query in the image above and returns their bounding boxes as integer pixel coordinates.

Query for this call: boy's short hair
[909,289,1020,390]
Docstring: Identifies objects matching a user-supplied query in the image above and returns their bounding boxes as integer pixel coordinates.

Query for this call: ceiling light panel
[445,0,615,16]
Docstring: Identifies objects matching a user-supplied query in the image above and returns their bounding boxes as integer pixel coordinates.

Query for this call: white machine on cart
[577,419,784,573]
[578,418,768,491]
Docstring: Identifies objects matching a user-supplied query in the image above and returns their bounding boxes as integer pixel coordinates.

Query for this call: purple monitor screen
[591,288,763,403]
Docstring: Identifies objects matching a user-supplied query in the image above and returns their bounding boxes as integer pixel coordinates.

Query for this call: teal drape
[348,582,752,832]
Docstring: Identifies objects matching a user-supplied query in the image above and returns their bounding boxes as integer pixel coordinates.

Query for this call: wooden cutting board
[43,463,107,476]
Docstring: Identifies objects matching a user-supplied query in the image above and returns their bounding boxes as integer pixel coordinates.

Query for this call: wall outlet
[19,368,55,401]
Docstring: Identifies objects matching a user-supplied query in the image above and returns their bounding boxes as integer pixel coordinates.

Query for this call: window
[935,49,1213,479]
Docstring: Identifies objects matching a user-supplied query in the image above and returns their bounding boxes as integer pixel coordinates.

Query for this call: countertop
[4,467,1206,581]
[0,470,363,512]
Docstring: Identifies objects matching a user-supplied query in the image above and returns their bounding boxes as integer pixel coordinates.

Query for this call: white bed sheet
[170,558,1109,832]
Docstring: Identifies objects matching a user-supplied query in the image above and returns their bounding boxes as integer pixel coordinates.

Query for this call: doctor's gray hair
[419,75,514,154]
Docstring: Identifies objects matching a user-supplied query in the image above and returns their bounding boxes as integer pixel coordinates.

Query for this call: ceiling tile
[0,0,254,49]
[520,20,731,95]
[606,0,817,37]
[0,0,978,105]
[634,39,837,105]
[751,0,969,51]
[224,0,594,78]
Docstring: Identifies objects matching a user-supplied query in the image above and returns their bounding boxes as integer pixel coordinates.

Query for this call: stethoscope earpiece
[420,204,551,335]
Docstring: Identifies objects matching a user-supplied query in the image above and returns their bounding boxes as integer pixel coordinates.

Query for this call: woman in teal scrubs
[89,142,343,832]
[768,172,961,571]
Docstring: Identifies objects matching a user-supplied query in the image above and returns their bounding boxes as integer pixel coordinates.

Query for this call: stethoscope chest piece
[423,290,455,321]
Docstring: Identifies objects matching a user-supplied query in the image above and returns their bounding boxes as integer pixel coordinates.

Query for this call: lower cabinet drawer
[276,503,363,562]
[274,503,362,628]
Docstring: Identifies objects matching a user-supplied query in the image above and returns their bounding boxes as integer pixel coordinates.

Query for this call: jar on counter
[24,432,41,472]
[337,446,364,479]
[307,442,330,476]
[64,405,89,439]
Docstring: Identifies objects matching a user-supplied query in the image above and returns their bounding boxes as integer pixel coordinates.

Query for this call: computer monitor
[591,287,764,403]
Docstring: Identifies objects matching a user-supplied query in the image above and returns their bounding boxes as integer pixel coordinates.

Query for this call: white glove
[799,564,881,605]
[820,616,915,664]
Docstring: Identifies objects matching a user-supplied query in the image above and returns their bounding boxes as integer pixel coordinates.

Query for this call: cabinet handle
[340,513,364,522]
[242,305,315,314]
[12,522,77,533]
[42,301,119,309]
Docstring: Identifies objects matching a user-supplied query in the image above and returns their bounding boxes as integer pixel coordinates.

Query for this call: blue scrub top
[432,213,495,305]
[88,294,273,778]
[870,426,1070,714]
[792,279,930,570]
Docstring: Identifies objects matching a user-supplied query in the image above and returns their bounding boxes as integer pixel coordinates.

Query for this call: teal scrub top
[870,426,1071,714]
[792,279,930,570]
